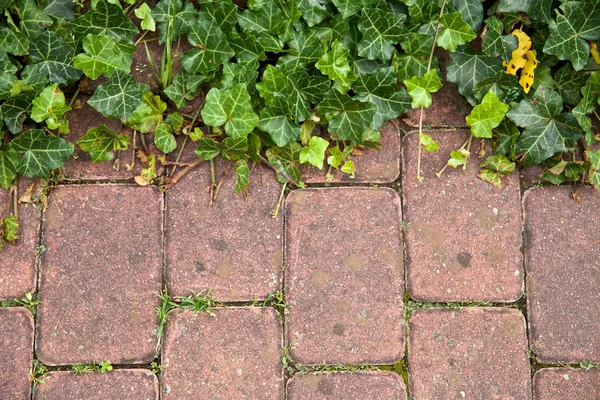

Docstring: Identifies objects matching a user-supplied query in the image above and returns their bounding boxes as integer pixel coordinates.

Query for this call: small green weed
[580,361,599,370]
[150,361,164,375]
[1,292,40,314]
[30,360,47,384]
[72,361,113,374]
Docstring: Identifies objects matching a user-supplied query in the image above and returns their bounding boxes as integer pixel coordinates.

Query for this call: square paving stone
[161,307,283,399]
[402,131,523,302]
[34,370,159,399]
[524,186,600,363]
[0,181,41,300]
[287,371,406,399]
[408,307,531,400]
[533,368,600,400]
[285,188,404,365]
[301,122,401,183]
[0,308,34,400]
[403,83,471,128]
[36,185,163,365]
[166,160,283,301]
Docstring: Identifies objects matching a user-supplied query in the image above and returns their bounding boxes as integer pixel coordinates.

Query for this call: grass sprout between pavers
[1,0,600,246]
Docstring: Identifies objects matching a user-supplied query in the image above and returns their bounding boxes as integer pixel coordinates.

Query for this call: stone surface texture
[166,161,283,301]
[0,180,40,300]
[285,188,404,365]
[408,307,531,400]
[301,122,401,183]
[162,307,283,399]
[404,83,471,128]
[402,130,523,302]
[287,371,407,400]
[0,307,34,400]
[36,185,162,365]
[34,370,159,399]
[533,368,600,400]
[524,186,600,363]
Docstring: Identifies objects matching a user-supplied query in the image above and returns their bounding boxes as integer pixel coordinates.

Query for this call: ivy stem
[134,30,149,47]
[13,183,18,218]
[209,159,216,207]
[127,130,137,171]
[436,136,471,177]
[271,182,287,218]
[416,0,447,182]
[69,88,80,108]
[462,135,473,170]
[139,130,148,154]
[170,106,203,177]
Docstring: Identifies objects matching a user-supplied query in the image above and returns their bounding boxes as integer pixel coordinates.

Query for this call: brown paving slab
[0,308,34,400]
[34,370,158,399]
[162,307,283,399]
[287,371,407,400]
[408,307,531,400]
[166,160,283,301]
[402,130,523,302]
[520,165,544,189]
[524,186,600,363]
[301,122,401,183]
[403,83,471,128]
[36,185,162,365]
[285,188,404,365]
[0,180,40,300]
[533,368,600,400]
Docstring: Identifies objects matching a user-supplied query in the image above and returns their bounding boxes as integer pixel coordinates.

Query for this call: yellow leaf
[590,41,600,65]
[519,50,539,94]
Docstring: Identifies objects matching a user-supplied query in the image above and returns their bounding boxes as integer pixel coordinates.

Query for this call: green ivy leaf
[437,12,476,52]
[554,64,588,106]
[327,145,343,168]
[16,0,53,37]
[447,45,502,106]
[221,137,248,161]
[277,29,323,73]
[228,32,266,66]
[73,34,134,80]
[394,33,437,81]
[3,215,18,242]
[195,138,221,160]
[318,89,377,144]
[543,0,600,71]
[480,154,516,174]
[220,62,258,94]
[298,0,331,27]
[449,0,484,32]
[77,124,130,163]
[404,69,442,108]
[238,0,284,34]
[70,0,138,40]
[357,8,406,62]
[28,31,82,85]
[340,160,355,176]
[1,92,35,134]
[354,66,411,129]
[0,28,29,56]
[125,92,167,133]
[420,133,439,152]
[201,83,259,139]
[447,148,470,168]
[154,123,177,154]
[481,16,517,61]
[300,136,329,169]
[8,129,73,178]
[181,11,234,74]
[134,3,156,31]
[466,91,509,139]
[331,0,375,19]
[31,84,71,132]
[164,70,207,108]
[152,0,194,44]
[507,87,583,164]
[88,69,149,120]
[478,169,503,188]
[316,39,356,94]
[258,107,301,147]
[0,147,18,189]
[493,118,520,157]
[573,82,599,143]
[235,159,249,194]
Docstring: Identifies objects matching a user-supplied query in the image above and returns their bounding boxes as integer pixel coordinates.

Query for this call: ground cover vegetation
[0,0,599,246]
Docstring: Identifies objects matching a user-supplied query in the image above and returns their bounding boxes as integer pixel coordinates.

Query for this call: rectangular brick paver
[0,308,34,400]
[287,371,406,399]
[404,83,470,128]
[402,131,523,302]
[0,182,40,300]
[166,161,283,301]
[408,307,531,400]
[162,307,283,399]
[301,122,401,183]
[285,188,404,365]
[36,185,162,365]
[533,368,600,400]
[34,370,159,399]
[524,186,600,363]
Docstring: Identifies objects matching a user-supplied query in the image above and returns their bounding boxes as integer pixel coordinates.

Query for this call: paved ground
[1,86,599,399]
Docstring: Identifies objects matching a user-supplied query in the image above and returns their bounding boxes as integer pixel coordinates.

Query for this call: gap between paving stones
[3,128,597,399]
